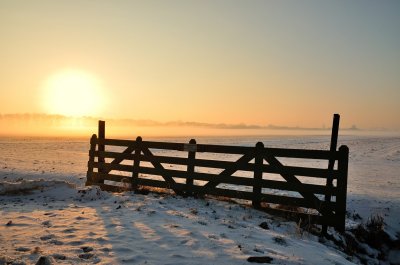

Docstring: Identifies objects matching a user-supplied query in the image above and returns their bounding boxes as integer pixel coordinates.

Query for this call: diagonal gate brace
[102,144,136,174]
[264,153,334,217]
[141,147,179,192]
[203,152,255,190]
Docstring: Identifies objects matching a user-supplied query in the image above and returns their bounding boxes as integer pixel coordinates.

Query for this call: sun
[42,69,104,117]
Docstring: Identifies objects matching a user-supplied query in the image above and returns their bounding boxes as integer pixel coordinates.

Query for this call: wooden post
[322,114,340,235]
[336,145,349,232]
[328,114,340,163]
[86,134,97,186]
[252,142,264,208]
[97,120,105,184]
[132,136,142,189]
[186,139,196,196]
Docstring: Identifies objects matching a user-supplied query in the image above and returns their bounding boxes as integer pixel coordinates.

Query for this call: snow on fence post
[336,145,349,232]
[98,120,105,184]
[132,136,142,189]
[186,139,197,196]
[252,142,264,208]
[85,134,97,186]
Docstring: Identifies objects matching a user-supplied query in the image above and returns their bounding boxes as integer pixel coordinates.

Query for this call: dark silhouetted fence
[86,115,349,232]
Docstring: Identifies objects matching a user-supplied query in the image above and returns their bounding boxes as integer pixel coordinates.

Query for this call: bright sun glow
[42,69,104,116]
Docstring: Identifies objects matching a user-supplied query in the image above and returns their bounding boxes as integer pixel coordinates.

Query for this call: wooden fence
[86,116,349,232]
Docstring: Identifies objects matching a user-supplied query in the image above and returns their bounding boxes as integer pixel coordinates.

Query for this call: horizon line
[0,112,370,131]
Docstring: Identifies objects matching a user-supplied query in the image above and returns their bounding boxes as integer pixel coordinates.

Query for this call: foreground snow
[1,135,399,264]
[1,181,354,265]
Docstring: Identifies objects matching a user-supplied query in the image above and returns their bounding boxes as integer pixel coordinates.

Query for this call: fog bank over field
[0,113,396,138]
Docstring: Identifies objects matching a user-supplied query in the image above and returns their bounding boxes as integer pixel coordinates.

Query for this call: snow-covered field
[0,134,399,264]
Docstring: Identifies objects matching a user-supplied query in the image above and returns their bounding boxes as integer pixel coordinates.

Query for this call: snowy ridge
[0,178,110,202]
[0,179,75,195]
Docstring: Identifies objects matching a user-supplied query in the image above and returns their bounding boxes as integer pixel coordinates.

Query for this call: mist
[0,113,391,138]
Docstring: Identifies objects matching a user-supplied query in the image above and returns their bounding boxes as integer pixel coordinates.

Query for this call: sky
[1,0,400,136]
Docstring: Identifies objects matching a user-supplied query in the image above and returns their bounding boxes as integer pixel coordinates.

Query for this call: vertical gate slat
[132,136,142,189]
[252,142,264,208]
[186,139,196,196]
[336,145,349,232]
[85,134,97,186]
[98,120,105,184]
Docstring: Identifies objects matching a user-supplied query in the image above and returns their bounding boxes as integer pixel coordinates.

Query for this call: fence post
[186,139,196,196]
[86,134,97,186]
[253,142,264,208]
[98,120,105,184]
[322,114,340,235]
[336,145,349,232]
[132,136,142,189]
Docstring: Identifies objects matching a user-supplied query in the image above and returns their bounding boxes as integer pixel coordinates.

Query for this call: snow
[1,134,399,264]
[1,181,354,265]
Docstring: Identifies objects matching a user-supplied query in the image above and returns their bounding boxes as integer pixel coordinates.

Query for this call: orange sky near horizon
[1,1,399,136]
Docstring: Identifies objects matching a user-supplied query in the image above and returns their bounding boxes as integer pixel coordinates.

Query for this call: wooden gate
[86,116,349,232]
